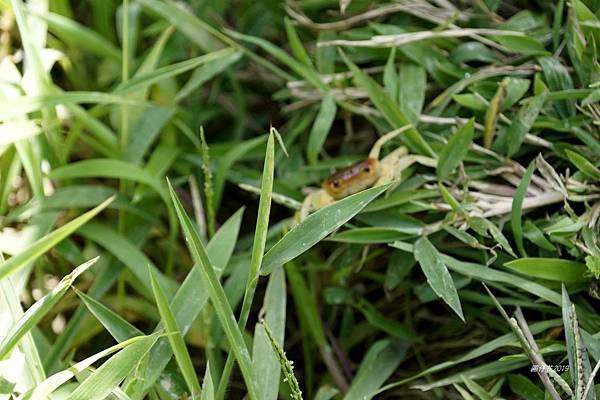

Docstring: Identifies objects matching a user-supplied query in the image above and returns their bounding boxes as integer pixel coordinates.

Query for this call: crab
[297,125,438,221]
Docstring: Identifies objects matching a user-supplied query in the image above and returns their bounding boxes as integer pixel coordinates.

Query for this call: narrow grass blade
[0,92,138,121]
[437,118,474,179]
[511,161,535,257]
[0,197,113,280]
[149,268,201,398]
[30,10,121,61]
[27,335,152,400]
[136,208,244,396]
[167,180,260,400]
[413,237,464,321]
[343,340,407,400]
[66,334,160,400]
[76,288,142,342]
[339,50,434,157]
[252,268,286,400]
[78,222,176,297]
[200,363,215,400]
[307,95,337,164]
[261,184,389,275]
[506,93,547,156]
[0,257,98,360]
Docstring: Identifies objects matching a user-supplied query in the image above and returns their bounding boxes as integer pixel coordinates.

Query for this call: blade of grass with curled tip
[261,184,389,276]
[167,180,260,400]
[0,196,113,280]
[148,268,201,399]
[0,257,99,360]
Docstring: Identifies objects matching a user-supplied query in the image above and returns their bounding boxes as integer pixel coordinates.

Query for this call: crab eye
[332,179,340,188]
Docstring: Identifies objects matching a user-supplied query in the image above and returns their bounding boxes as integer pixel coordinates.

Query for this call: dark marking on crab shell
[322,158,379,199]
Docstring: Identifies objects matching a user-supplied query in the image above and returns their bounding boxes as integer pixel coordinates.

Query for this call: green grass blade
[339,50,434,157]
[511,161,535,257]
[261,184,389,275]
[135,208,244,396]
[343,340,407,400]
[149,268,201,398]
[437,118,474,179]
[505,258,588,283]
[78,222,176,297]
[116,48,239,95]
[28,335,151,400]
[66,334,160,400]
[30,10,121,61]
[167,181,260,400]
[0,257,98,359]
[252,268,287,400]
[76,288,143,342]
[307,94,337,165]
[0,197,113,280]
[413,237,464,321]
[0,92,139,121]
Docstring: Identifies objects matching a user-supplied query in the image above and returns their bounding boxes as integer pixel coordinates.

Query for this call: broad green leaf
[66,334,160,400]
[383,48,397,102]
[508,374,544,400]
[307,94,337,164]
[343,340,407,400]
[167,181,260,400]
[261,184,389,275]
[565,150,600,180]
[0,197,113,280]
[414,237,464,321]
[511,161,535,257]
[437,119,474,179]
[398,63,426,124]
[538,56,576,118]
[124,107,174,164]
[149,269,201,398]
[0,257,98,360]
[505,258,588,282]
[329,227,412,244]
[506,92,547,156]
